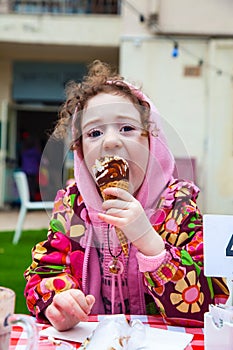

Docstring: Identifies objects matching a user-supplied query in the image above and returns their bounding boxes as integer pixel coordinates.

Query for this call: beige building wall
[120,36,233,214]
[158,0,233,36]
[0,60,12,208]
[0,14,121,46]
[0,0,232,214]
[120,1,233,214]
[205,40,233,214]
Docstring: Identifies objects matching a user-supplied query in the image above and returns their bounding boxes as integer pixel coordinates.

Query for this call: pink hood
[73,84,175,224]
[72,83,175,314]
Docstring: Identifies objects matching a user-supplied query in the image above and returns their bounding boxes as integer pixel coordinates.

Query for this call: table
[10,315,204,349]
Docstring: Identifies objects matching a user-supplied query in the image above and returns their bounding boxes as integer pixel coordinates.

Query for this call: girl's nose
[103,129,122,150]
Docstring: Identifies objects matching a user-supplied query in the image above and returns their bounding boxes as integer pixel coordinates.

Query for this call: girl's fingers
[105,208,130,218]
[86,294,95,308]
[53,290,89,317]
[102,199,130,211]
[57,300,88,322]
[46,303,63,322]
[45,291,95,331]
[102,187,133,201]
[69,289,92,314]
[98,212,126,227]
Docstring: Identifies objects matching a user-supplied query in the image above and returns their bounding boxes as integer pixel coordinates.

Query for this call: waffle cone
[100,179,129,201]
[115,227,129,257]
[100,179,129,257]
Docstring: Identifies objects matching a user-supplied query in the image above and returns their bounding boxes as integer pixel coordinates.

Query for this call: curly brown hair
[54,60,151,149]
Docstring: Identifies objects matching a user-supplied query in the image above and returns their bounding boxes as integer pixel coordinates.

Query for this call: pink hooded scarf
[73,84,175,220]
[72,83,175,314]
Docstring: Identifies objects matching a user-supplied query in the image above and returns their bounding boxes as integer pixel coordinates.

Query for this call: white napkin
[40,322,98,343]
[40,315,193,350]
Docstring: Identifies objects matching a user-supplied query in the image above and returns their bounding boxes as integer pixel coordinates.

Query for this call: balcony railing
[0,0,121,15]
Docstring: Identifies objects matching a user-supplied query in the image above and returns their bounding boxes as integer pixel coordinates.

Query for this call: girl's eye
[87,129,102,138]
[120,125,135,133]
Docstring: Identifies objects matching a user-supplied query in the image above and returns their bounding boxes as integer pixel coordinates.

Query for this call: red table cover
[10,315,204,349]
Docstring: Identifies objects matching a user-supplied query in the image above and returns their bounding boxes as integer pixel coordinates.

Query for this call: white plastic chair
[13,171,54,244]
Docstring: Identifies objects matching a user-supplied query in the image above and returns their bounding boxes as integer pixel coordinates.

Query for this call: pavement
[0,208,52,231]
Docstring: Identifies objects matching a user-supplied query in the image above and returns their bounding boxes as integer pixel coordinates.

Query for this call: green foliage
[0,229,47,314]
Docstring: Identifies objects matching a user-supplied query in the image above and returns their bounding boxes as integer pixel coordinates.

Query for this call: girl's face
[81,93,150,194]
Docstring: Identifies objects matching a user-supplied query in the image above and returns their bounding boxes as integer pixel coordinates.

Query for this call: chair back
[14,171,30,204]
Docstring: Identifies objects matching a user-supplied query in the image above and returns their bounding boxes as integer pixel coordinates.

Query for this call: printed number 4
[226,234,233,256]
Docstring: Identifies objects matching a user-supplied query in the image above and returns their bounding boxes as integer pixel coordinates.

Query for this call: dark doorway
[16,109,57,146]
[15,108,64,202]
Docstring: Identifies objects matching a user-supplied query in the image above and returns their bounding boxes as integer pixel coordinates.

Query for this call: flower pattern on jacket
[24,179,229,326]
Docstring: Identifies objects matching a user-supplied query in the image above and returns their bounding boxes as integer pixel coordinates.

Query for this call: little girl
[24,60,229,331]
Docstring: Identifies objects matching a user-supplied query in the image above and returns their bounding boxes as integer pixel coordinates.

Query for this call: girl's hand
[45,289,95,331]
[98,187,165,256]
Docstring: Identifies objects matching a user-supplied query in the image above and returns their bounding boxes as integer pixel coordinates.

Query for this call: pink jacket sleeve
[24,186,85,323]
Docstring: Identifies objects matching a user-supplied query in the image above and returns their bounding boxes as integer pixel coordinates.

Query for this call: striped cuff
[136,249,167,273]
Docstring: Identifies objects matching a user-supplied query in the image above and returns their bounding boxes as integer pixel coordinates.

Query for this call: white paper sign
[203,214,233,277]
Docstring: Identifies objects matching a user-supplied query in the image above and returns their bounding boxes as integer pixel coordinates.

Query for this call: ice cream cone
[92,156,129,257]
[99,179,129,201]
[115,227,129,257]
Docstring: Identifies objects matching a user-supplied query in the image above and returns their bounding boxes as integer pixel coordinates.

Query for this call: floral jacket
[24,178,229,327]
